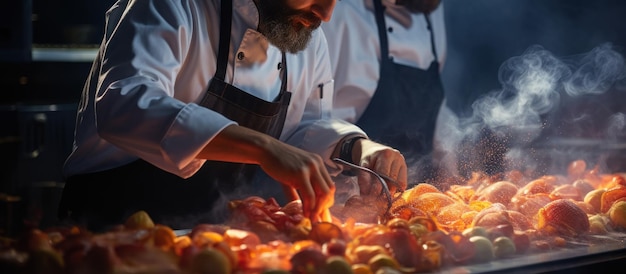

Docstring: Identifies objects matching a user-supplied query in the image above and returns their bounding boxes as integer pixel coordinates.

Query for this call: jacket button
[237,52,245,60]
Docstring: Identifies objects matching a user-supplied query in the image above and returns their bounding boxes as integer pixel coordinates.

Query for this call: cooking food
[1,159,626,273]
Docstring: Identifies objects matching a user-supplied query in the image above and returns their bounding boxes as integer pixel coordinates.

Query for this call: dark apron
[356,0,445,181]
[58,0,291,231]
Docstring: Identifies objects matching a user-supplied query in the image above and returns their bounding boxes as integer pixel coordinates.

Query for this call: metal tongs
[332,158,395,213]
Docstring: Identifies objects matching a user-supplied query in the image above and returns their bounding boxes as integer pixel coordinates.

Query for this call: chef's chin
[261,21,315,54]
[255,0,319,53]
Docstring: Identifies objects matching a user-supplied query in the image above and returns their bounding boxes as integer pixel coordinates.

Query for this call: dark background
[442,0,626,116]
[0,0,116,234]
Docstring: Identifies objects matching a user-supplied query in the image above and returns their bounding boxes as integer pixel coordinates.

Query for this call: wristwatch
[339,135,366,175]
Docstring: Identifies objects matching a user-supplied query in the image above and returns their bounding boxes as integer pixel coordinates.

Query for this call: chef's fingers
[310,166,335,222]
[312,207,332,223]
[388,158,408,192]
[367,149,407,194]
[356,159,380,195]
[372,158,398,194]
[357,172,377,196]
[367,150,392,175]
[321,208,332,223]
[299,176,316,221]
[282,185,300,202]
[396,163,408,191]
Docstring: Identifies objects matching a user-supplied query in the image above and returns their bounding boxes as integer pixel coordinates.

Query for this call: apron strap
[372,0,439,64]
[214,0,232,81]
[373,0,390,61]
[278,52,288,98]
[213,0,288,98]
[424,13,439,63]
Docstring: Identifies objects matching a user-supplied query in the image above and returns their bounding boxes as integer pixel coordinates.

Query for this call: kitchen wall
[0,0,115,234]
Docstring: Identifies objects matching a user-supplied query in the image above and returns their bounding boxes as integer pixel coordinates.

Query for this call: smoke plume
[438,43,626,178]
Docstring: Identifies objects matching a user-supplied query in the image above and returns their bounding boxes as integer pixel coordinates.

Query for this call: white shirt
[321,0,448,123]
[63,0,365,179]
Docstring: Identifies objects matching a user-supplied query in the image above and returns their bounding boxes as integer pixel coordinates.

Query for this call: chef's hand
[352,138,408,195]
[258,140,336,222]
[198,125,335,222]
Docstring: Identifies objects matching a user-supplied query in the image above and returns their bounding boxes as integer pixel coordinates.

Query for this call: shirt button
[277,62,282,70]
[388,27,393,33]
[237,51,245,60]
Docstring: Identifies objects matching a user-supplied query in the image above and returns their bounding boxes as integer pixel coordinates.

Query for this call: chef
[322,0,451,184]
[58,0,408,231]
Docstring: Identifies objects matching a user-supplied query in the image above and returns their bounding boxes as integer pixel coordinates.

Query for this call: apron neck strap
[424,13,439,62]
[279,52,287,94]
[215,0,233,81]
[373,0,390,60]
[215,0,288,94]
[372,0,439,63]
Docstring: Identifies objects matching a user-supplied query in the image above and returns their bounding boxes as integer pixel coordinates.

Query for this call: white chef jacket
[63,0,365,179]
[321,0,448,124]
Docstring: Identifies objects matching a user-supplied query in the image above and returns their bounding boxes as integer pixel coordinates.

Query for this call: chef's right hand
[199,125,335,222]
[259,140,336,222]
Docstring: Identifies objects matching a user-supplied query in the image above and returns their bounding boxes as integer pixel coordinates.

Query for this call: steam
[473,45,566,142]
[438,43,626,178]
[564,45,626,96]
[608,113,626,139]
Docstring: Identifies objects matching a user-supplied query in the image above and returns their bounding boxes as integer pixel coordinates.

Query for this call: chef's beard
[256,0,322,53]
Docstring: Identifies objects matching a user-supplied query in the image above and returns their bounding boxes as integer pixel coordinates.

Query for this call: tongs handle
[332,158,393,211]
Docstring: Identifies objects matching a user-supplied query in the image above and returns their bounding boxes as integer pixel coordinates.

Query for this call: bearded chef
[322,0,453,185]
[58,0,408,231]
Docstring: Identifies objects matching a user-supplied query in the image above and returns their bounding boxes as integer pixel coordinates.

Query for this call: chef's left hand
[353,138,408,194]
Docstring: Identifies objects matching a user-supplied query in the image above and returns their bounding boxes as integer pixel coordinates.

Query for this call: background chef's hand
[258,139,336,222]
[352,138,408,195]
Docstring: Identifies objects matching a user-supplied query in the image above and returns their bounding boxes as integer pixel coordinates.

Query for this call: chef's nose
[311,0,336,22]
